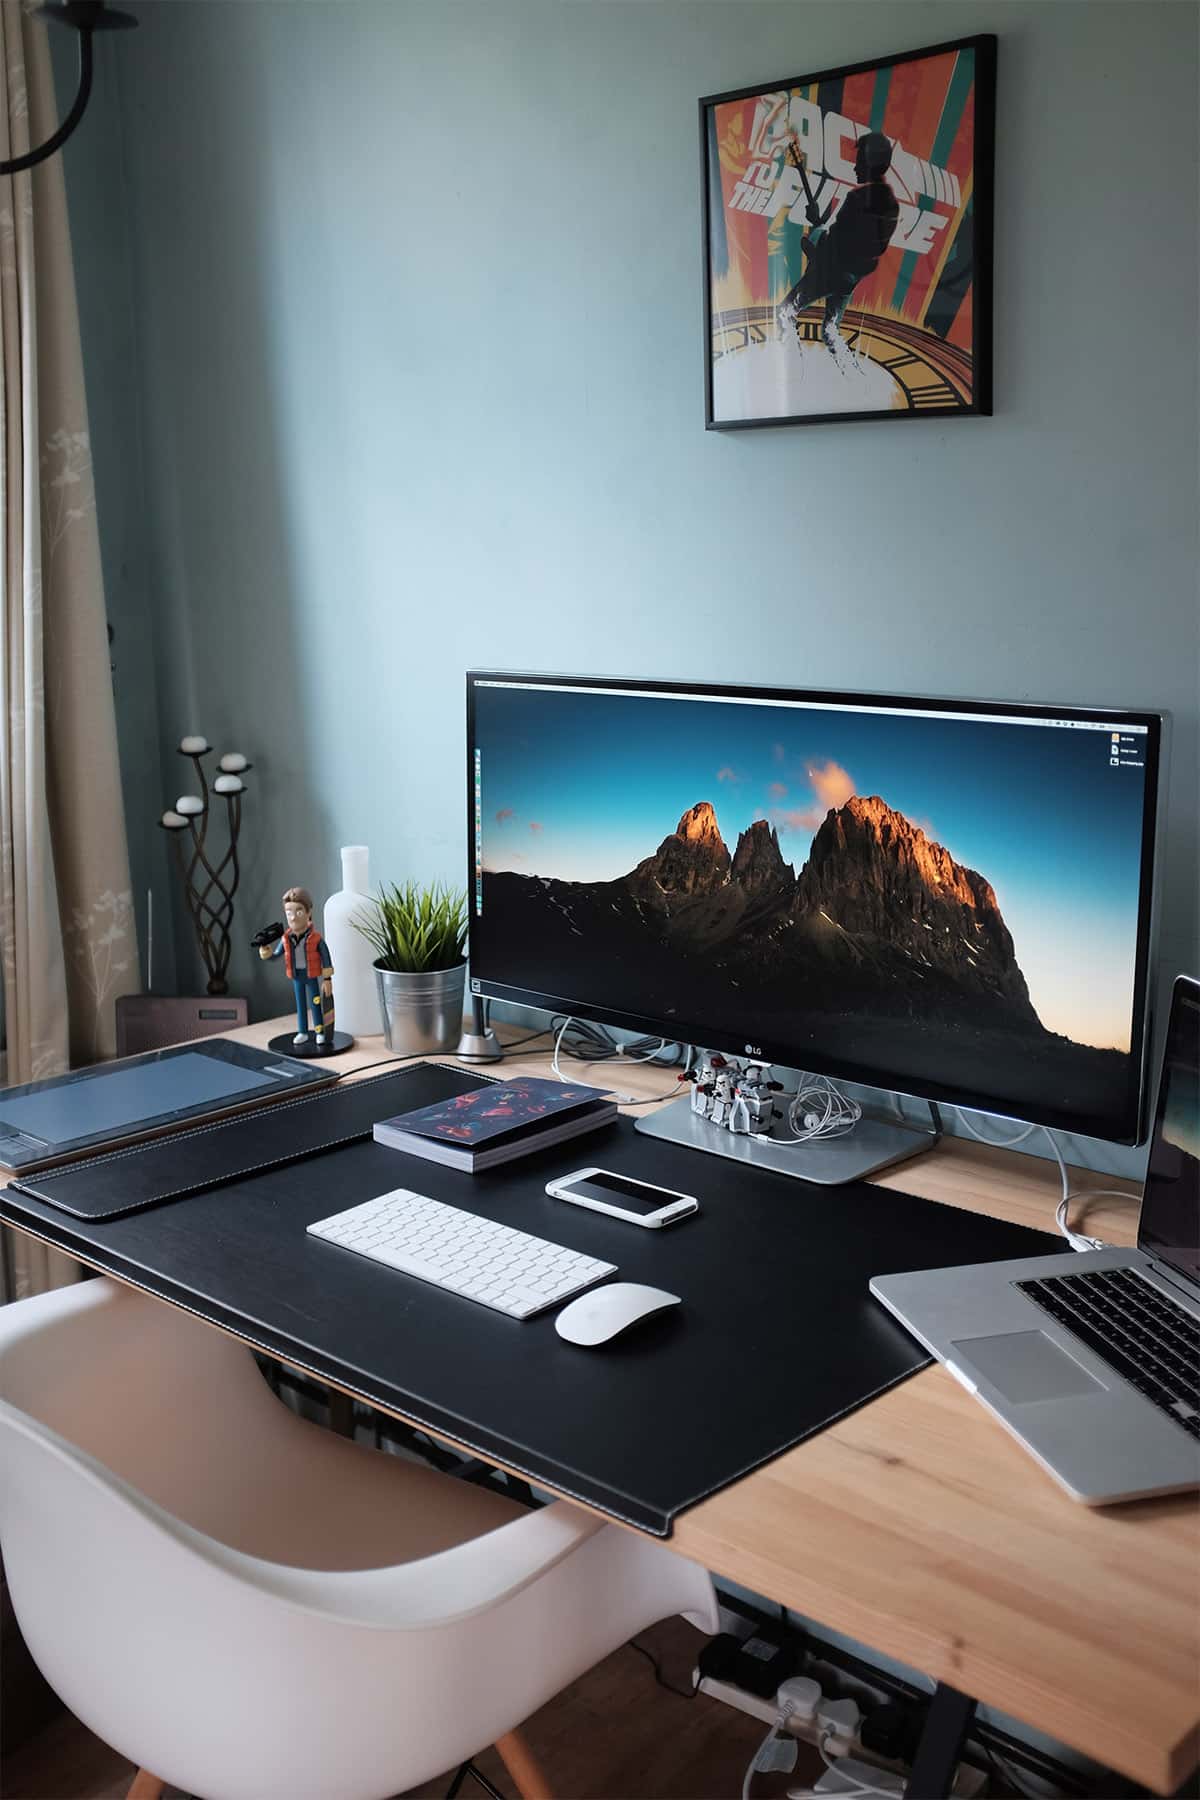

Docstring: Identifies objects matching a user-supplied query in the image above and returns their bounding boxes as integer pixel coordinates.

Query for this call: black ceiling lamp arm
[0,26,93,178]
[0,1,136,180]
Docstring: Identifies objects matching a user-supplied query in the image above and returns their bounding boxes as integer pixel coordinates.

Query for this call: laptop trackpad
[952,1331,1105,1403]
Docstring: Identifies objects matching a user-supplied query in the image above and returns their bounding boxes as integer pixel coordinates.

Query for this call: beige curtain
[0,3,137,1299]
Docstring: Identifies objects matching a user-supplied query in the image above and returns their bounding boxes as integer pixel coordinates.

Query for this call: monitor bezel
[466,670,1162,1146]
[1137,973,1199,1280]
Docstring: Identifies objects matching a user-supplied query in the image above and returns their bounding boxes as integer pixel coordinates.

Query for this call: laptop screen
[1138,976,1200,1286]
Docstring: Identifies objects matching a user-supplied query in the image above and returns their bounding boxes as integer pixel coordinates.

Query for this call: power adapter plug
[732,1627,797,1698]
[775,1675,822,1725]
[815,1695,862,1747]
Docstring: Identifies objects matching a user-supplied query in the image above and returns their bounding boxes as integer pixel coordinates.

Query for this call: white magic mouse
[554,1282,681,1347]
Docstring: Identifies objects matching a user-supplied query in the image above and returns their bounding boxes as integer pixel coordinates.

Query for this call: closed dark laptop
[871,975,1200,1503]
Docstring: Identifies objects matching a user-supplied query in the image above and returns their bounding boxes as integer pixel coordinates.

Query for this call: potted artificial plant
[354,881,469,1054]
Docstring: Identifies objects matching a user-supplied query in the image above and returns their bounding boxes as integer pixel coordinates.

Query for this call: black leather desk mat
[0,1064,1058,1535]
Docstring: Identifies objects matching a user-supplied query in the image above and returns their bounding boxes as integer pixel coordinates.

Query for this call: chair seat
[1,1276,524,1568]
[185,1407,529,1570]
[0,1276,717,1800]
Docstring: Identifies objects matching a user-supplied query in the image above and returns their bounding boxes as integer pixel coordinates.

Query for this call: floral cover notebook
[372,1076,618,1170]
[386,1077,608,1144]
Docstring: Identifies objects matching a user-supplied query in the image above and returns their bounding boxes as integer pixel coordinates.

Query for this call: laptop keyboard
[1017,1268,1200,1440]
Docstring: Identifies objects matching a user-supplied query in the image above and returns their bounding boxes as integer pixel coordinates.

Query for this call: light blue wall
[64,1,1198,1171]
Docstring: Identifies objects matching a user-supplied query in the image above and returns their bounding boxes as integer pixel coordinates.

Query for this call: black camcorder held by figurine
[250,921,285,951]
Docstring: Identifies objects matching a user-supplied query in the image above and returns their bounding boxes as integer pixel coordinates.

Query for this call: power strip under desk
[693,1675,986,1797]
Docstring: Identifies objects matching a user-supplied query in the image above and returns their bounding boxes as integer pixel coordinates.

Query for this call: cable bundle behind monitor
[550,1016,689,1079]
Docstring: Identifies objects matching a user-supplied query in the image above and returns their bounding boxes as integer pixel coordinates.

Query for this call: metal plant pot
[374,961,467,1055]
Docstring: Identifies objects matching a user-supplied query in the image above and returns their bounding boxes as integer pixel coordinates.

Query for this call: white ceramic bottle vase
[323,845,378,1037]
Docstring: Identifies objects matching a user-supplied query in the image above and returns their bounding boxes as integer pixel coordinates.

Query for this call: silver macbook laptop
[870,974,1200,1504]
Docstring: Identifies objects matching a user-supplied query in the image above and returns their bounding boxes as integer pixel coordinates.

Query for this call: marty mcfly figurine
[257,886,335,1046]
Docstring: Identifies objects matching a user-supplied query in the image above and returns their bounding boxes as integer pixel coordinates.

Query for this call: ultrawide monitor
[467,674,1161,1145]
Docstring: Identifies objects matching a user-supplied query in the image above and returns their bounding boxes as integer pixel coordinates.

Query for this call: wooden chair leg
[127,1771,165,1800]
[494,1728,552,1800]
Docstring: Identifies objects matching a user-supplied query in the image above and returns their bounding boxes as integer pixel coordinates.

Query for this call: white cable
[551,1015,573,1082]
[617,1037,672,1063]
[793,1075,862,1140]
[550,1016,681,1103]
[742,1717,782,1800]
[955,1109,1119,1253]
[758,1073,862,1147]
[1042,1130,1130,1249]
[551,1016,683,1071]
[954,1108,1039,1147]
[1041,1128,1100,1251]
[806,1731,896,1798]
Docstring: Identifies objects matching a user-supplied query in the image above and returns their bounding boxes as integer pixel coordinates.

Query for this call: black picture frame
[700,35,995,429]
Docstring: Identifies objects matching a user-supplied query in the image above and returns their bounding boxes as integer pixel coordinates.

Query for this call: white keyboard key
[307,1188,617,1319]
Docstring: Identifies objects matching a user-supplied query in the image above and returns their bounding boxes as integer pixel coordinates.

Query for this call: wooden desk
[3,1021,1197,1794]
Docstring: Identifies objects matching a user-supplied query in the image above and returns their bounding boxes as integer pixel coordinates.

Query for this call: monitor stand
[635,1096,939,1185]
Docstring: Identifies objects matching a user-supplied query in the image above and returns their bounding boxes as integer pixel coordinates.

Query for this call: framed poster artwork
[701,36,995,428]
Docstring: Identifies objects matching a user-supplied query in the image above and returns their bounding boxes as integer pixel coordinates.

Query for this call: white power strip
[694,1673,987,1798]
[696,1673,786,1729]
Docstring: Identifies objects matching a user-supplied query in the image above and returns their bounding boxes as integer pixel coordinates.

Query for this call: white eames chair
[0,1277,717,1800]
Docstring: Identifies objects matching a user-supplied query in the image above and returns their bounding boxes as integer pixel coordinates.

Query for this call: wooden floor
[1,1618,826,1800]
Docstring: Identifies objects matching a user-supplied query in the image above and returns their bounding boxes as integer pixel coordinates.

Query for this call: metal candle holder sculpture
[158,737,251,996]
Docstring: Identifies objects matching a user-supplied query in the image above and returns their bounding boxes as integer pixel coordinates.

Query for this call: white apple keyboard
[306,1188,617,1319]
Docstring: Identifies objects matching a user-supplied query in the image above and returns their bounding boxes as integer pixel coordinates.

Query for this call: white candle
[175,795,205,816]
[159,809,188,830]
[214,774,245,794]
[179,735,210,755]
[218,751,249,772]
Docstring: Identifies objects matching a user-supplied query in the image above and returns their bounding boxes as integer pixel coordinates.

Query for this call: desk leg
[904,1683,976,1798]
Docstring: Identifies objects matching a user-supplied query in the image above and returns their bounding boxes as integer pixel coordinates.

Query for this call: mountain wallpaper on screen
[482,792,1130,1118]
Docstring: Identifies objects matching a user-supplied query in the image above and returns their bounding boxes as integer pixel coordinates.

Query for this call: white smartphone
[545,1167,698,1229]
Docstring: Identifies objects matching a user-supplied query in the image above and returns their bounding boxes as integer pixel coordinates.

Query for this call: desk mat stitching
[0,1206,664,1535]
[13,1063,504,1207]
[13,1068,369,1179]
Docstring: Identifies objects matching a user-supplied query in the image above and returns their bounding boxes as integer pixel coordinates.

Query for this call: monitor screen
[467,674,1160,1144]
